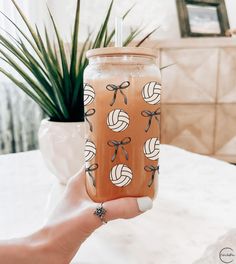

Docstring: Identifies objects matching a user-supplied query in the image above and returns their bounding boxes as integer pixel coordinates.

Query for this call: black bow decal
[107,137,131,162]
[85,163,98,187]
[84,108,96,132]
[141,107,161,132]
[106,81,130,106]
[144,165,159,187]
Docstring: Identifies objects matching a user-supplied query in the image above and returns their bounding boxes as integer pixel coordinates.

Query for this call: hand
[35,167,153,263]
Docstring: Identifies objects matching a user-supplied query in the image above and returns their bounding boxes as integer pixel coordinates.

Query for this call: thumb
[88,196,153,230]
[104,196,153,221]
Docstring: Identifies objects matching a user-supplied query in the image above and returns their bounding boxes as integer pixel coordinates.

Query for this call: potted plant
[0,0,157,184]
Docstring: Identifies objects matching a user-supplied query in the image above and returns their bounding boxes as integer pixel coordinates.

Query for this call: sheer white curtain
[0,0,50,74]
[0,1,43,38]
[0,0,47,154]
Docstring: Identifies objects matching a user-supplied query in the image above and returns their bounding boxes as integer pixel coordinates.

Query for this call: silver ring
[94,202,107,224]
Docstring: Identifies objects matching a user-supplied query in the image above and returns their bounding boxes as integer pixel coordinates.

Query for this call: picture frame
[176,0,230,37]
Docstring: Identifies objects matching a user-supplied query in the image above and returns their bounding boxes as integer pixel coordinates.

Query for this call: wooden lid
[86,47,157,59]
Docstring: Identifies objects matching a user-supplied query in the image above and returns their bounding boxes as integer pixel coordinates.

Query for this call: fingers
[67,166,86,189]
[66,169,153,231]
[66,166,90,199]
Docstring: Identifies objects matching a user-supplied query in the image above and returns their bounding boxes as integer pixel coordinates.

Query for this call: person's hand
[29,167,153,264]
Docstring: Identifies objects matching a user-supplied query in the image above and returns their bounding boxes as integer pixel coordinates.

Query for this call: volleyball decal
[85,139,96,162]
[109,164,133,187]
[107,109,130,132]
[84,83,95,106]
[143,138,160,160]
[142,81,161,105]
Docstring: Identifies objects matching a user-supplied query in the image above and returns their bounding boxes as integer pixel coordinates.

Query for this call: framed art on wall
[176,0,230,37]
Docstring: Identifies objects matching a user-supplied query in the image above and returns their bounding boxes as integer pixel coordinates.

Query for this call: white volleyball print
[107,109,130,132]
[142,81,161,105]
[143,138,160,160]
[84,139,96,162]
[110,164,133,187]
[84,83,95,106]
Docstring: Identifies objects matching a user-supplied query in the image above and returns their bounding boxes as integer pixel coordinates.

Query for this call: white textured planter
[38,119,85,184]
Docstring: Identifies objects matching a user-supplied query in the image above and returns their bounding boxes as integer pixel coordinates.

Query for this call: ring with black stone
[94,202,107,224]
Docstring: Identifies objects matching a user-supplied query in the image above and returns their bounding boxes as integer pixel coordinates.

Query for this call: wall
[46,0,236,41]
[225,0,236,29]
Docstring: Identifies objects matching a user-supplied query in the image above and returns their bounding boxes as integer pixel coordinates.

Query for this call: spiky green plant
[0,0,157,122]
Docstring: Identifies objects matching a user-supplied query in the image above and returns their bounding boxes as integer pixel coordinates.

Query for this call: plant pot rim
[42,118,84,125]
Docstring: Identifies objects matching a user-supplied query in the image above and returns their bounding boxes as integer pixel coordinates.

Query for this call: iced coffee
[84,47,161,202]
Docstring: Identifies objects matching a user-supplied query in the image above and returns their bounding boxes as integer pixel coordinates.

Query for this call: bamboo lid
[86,47,157,59]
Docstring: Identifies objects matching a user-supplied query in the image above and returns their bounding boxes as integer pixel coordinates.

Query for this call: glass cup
[84,47,161,202]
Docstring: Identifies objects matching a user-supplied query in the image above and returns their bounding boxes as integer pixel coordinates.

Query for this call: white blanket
[0,145,235,264]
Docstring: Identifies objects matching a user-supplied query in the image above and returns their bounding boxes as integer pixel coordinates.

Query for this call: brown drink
[84,47,161,202]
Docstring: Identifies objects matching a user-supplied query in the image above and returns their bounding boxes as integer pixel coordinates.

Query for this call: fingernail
[137,197,153,212]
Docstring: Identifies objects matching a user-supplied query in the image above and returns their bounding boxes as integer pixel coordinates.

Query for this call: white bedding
[0,145,235,264]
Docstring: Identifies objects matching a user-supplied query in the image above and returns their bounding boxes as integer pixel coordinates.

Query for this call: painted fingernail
[137,197,153,212]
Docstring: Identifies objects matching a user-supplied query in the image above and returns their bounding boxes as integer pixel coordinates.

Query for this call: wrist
[25,227,69,264]
[0,237,32,264]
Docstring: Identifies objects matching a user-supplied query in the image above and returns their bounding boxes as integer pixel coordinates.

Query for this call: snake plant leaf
[0,64,57,117]
[136,27,159,47]
[0,30,59,103]
[123,27,144,46]
[70,0,80,83]
[53,42,61,72]
[0,11,46,67]
[0,49,56,110]
[44,26,62,76]
[34,27,62,87]
[4,30,51,84]
[0,33,29,66]
[0,0,159,122]
[92,0,114,48]
[35,26,69,118]
[78,34,92,71]
[0,33,56,106]
[18,40,60,106]
[34,26,62,85]
[160,63,175,71]
[10,0,41,50]
[47,8,71,105]
[18,39,49,79]
[70,36,92,121]
[71,34,91,108]
[1,28,50,79]
[103,28,108,46]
